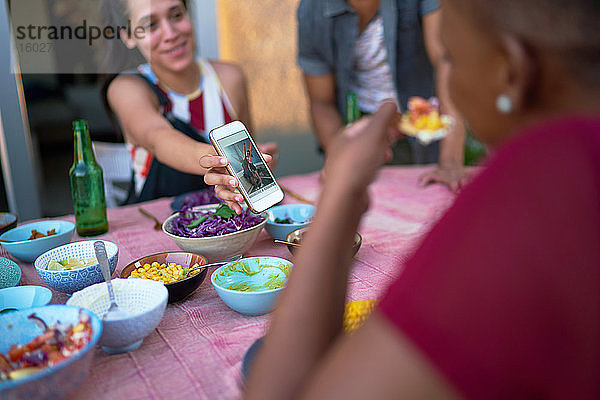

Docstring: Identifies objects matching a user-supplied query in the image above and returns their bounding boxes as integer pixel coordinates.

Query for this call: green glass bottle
[464,127,487,166]
[69,119,108,236]
[345,92,361,124]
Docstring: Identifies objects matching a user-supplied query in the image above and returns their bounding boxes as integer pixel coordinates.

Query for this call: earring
[496,94,512,114]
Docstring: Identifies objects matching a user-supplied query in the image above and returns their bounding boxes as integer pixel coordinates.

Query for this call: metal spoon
[184,253,243,278]
[274,239,301,248]
[138,207,162,231]
[94,241,130,320]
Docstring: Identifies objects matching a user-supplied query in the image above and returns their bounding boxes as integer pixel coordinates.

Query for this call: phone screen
[215,129,278,206]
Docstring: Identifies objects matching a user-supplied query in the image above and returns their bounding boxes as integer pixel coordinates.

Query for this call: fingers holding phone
[207,121,284,213]
[200,154,245,213]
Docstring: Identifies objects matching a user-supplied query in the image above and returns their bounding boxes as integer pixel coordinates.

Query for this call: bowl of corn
[120,251,208,303]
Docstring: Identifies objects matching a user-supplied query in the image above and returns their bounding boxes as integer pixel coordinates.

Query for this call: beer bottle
[464,127,487,166]
[69,119,108,236]
[345,92,361,124]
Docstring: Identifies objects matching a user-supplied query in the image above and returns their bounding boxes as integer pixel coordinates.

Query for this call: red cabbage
[169,206,264,238]
[180,188,222,210]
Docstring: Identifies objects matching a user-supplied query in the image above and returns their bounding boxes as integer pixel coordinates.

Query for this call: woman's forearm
[148,128,216,175]
[245,183,366,400]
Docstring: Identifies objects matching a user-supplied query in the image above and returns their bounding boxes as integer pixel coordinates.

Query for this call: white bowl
[162,204,268,261]
[67,278,168,354]
[34,240,118,294]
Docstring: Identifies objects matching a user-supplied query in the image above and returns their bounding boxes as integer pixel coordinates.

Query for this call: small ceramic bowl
[121,251,209,303]
[285,227,362,256]
[264,204,315,241]
[162,204,268,261]
[34,240,118,294]
[0,212,17,235]
[0,305,102,400]
[0,285,52,314]
[0,257,22,289]
[67,278,168,354]
[0,220,75,263]
[211,256,292,316]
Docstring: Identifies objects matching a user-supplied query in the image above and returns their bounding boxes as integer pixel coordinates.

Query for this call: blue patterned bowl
[0,305,102,400]
[34,240,118,294]
[0,220,74,263]
[0,257,22,289]
[67,278,168,354]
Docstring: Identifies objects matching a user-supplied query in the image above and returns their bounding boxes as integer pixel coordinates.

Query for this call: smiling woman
[99,0,278,204]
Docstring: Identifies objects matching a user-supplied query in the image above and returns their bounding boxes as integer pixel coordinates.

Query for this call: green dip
[217,261,290,292]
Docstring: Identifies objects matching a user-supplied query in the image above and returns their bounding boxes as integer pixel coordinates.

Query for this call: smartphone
[209,121,283,213]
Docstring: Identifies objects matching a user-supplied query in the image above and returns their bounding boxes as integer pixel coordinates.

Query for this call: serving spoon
[274,239,301,248]
[138,207,162,231]
[95,241,130,320]
[184,253,243,278]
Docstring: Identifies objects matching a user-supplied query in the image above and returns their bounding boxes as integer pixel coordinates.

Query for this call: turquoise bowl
[34,240,118,294]
[0,305,102,400]
[0,285,52,313]
[0,220,75,263]
[0,257,22,289]
[264,204,315,241]
[211,256,293,316]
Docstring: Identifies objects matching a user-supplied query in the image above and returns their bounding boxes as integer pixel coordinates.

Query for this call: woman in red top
[203,0,600,398]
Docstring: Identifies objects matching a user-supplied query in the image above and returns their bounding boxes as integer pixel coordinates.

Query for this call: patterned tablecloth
[14,165,456,400]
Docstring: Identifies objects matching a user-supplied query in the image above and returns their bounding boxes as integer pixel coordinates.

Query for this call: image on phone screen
[219,132,275,200]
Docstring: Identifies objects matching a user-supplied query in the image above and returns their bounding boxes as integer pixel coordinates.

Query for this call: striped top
[128,59,236,196]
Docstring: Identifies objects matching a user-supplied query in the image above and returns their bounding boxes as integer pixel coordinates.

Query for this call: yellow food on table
[128,261,201,284]
[343,299,377,333]
[47,257,98,271]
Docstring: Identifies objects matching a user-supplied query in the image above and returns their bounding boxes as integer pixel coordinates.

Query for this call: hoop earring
[496,94,513,114]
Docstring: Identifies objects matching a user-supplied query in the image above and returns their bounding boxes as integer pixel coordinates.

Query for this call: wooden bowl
[285,228,362,256]
[121,251,208,303]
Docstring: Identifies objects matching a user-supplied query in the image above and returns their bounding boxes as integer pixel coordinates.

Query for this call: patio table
[13,165,457,400]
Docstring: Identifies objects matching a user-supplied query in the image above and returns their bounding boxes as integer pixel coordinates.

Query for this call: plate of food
[398,96,454,145]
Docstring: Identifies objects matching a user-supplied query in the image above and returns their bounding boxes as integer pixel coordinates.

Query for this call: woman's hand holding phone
[201,152,274,214]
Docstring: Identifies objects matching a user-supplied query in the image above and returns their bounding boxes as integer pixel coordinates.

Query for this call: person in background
[202,0,600,398]
[102,0,277,203]
[297,0,469,192]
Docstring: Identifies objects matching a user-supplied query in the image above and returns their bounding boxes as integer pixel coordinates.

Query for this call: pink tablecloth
[14,166,456,400]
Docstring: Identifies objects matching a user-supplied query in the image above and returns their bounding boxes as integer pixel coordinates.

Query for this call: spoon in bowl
[94,241,130,320]
[183,253,243,278]
[274,239,301,248]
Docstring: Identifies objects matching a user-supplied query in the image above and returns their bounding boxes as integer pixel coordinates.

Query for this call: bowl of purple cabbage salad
[162,204,267,261]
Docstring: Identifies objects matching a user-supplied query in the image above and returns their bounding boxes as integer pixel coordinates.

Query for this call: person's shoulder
[494,116,600,174]
[107,73,158,108]
[298,0,326,21]
[208,60,245,86]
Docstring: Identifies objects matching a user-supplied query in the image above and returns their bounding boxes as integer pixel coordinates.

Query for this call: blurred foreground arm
[244,103,460,400]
